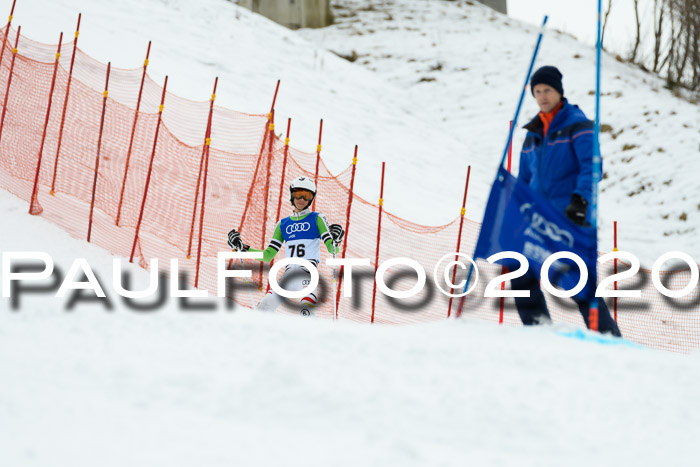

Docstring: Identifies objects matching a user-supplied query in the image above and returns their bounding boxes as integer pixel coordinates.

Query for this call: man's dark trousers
[511,272,622,337]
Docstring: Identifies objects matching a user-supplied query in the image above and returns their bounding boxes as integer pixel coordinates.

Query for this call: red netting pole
[227,114,282,274]
[498,120,514,323]
[613,220,618,322]
[50,13,80,195]
[0,0,17,72]
[238,113,269,232]
[311,118,323,212]
[267,110,276,154]
[194,94,218,290]
[258,109,275,288]
[265,117,292,292]
[187,78,218,259]
[447,165,471,318]
[239,80,279,231]
[275,118,292,222]
[116,40,151,226]
[87,62,111,243]
[370,162,386,324]
[269,79,280,114]
[187,143,206,258]
[129,76,168,262]
[0,26,20,148]
[335,145,358,317]
[29,32,63,216]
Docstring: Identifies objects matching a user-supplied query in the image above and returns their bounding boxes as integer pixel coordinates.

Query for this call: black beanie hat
[530,66,564,97]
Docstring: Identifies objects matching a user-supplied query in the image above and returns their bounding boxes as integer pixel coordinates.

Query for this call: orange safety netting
[0,26,698,353]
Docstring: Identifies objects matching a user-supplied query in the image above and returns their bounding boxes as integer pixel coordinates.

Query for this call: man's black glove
[329,224,345,243]
[565,194,588,226]
[227,229,249,251]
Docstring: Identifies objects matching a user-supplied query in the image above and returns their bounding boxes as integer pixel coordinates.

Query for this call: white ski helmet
[289,176,316,206]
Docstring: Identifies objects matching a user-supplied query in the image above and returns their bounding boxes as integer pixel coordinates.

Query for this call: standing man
[227,176,344,317]
[514,65,621,336]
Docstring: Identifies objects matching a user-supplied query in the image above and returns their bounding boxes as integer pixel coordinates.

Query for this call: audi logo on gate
[520,203,574,248]
[286,222,311,235]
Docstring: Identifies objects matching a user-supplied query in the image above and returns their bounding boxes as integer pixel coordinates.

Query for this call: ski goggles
[291,189,314,201]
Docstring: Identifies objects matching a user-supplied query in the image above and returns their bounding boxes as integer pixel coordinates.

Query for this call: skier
[227,176,345,316]
[515,65,621,336]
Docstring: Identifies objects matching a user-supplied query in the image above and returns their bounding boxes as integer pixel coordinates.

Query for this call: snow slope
[2,0,700,464]
[2,188,700,466]
[5,0,697,266]
[4,0,491,227]
[300,0,700,265]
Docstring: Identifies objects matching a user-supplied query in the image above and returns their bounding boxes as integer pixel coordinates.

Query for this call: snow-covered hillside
[2,187,700,467]
[300,0,700,265]
[4,0,697,266]
[2,0,700,464]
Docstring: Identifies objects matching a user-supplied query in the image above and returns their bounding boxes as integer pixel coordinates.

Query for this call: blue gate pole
[498,15,549,169]
[588,0,604,331]
[456,15,549,318]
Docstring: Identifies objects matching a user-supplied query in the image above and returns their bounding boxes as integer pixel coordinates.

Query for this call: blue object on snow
[556,328,643,348]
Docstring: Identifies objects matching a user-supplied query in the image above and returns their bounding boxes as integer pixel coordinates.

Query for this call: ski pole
[240,257,256,311]
[229,250,257,311]
[240,258,255,310]
[331,240,339,321]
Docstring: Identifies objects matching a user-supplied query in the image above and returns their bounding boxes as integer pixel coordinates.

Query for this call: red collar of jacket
[538,100,564,137]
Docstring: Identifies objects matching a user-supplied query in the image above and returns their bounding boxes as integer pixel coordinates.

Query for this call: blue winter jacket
[518,98,598,222]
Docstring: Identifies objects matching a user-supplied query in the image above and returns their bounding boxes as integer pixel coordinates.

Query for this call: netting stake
[335,145,358,317]
[187,77,218,259]
[370,161,386,324]
[29,32,63,216]
[269,79,280,114]
[448,165,471,318]
[258,109,275,289]
[274,118,292,222]
[312,118,323,211]
[116,40,151,226]
[0,26,20,148]
[263,117,292,292]
[0,0,17,75]
[194,81,217,289]
[87,62,111,243]
[50,13,81,195]
[130,76,168,262]
[238,80,279,232]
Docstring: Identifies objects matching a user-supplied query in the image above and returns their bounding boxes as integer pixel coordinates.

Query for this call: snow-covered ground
[2,188,700,467]
[4,0,698,265]
[2,0,700,464]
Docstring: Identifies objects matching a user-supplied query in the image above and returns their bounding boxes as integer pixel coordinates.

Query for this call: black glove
[565,194,588,226]
[227,229,249,251]
[329,224,345,243]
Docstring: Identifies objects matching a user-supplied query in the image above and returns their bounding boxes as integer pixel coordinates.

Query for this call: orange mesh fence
[0,26,698,353]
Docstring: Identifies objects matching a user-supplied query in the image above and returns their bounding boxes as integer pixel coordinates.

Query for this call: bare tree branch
[601,0,613,49]
[653,0,665,73]
[630,0,641,62]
